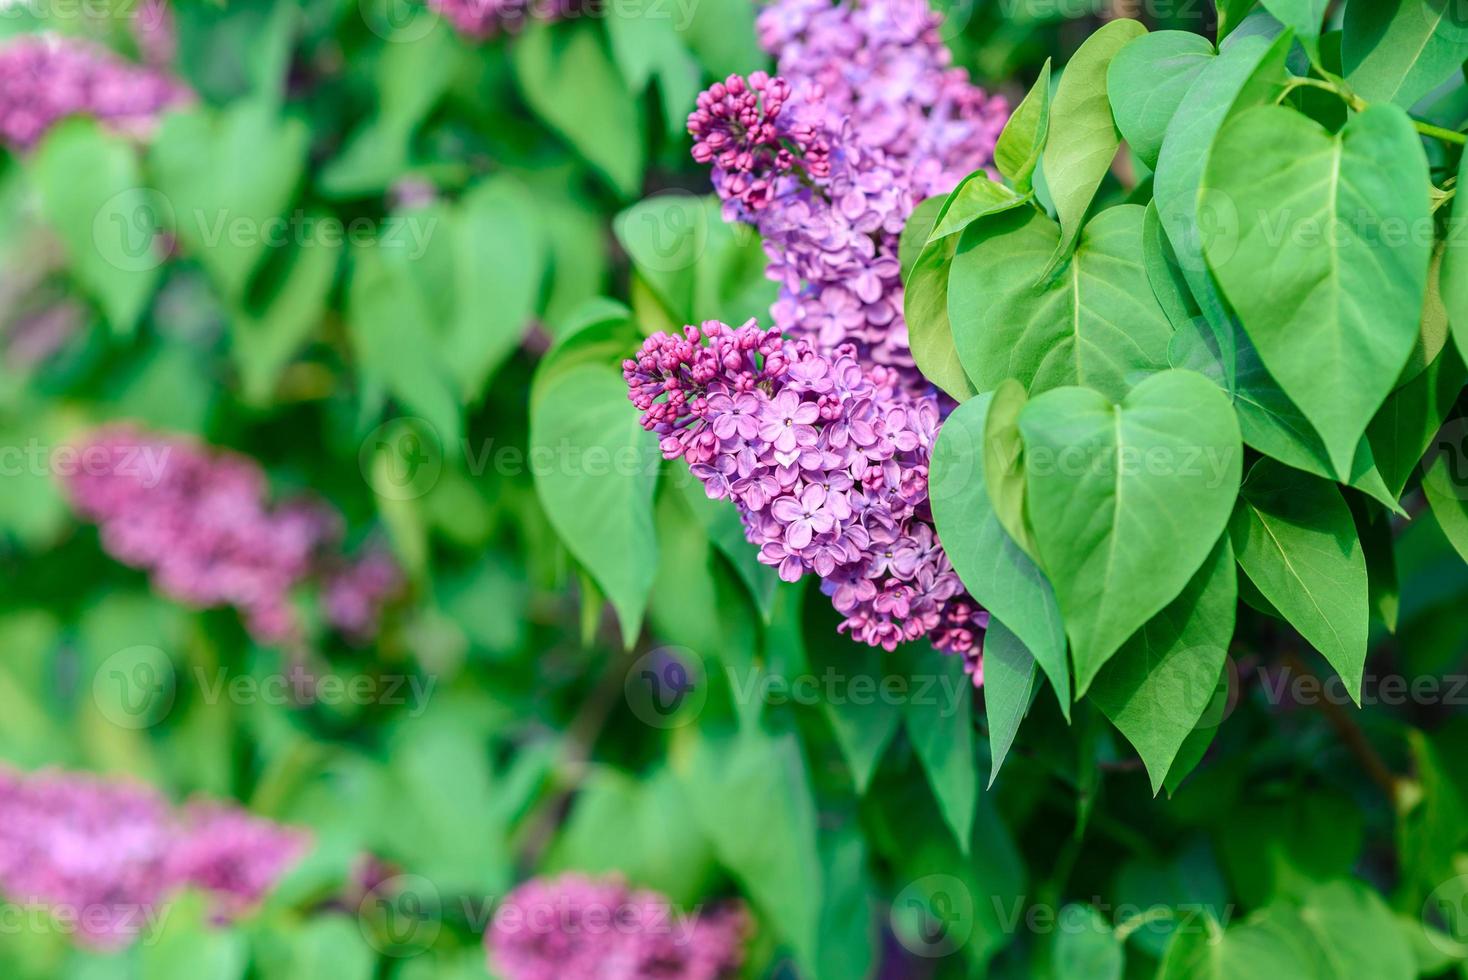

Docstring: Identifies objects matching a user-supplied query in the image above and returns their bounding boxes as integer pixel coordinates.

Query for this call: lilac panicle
[624,321,988,672]
[631,0,1007,676]
[0,768,310,948]
[0,35,188,151]
[694,0,1008,377]
[62,426,402,646]
[485,874,748,980]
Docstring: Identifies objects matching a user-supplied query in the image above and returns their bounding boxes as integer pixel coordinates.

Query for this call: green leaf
[1201,104,1432,477]
[815,827,879,980]
[1042,19,1147,262]
[1229,459,1368,700]
[900,195,944,281]
[606,5,701,134]
[616,193,713,323]
[1018,369,1243,694]
[1143,200,1203,331]
[1260,0,1329,52]
[1163,665,1231,795]
[446,176,547,399]
[1091,537,1237,794]
[928,393,1070,714]
[1107,31,1216,170]
[1168,316,1403,513]
[994,59,1051,194]
[1275,879,1416,980]
[1367,341,1467,499]
[903,175,1026,401]
[260,916,376,980]
[1442,150,1468,364]
[513,21,646,198]
[928,172,1027,243]
[1157,910,1314,979]
[905,233,976,401]
[904,643,977,854]
[1054,905,1124,980]
[1352,495,1401,631]
[149,99,310,304]
[675,727,823,975]
[231,227,340,404]
[805,603,902,793]
[1343,0,1468,109]
[1114,840,1230,957]
[547,765,717,905]
[982,618,1036,786]
[31,121,163,335]
[1424,453,1468,563]
[949,204,1172,402]
[530,358,658,647]
[1399,724,1468,900]
[984,379,1042,564]
[1153,31,1292,347]
[1217,0,1261,38]
[139,895,247,980]
[672,467,779,619]
[346,244,463,446]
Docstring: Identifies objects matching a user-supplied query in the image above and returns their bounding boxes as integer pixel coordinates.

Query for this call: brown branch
[1282,652,1400,800]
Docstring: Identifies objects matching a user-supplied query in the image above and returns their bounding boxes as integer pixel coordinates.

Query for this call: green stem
[1115,906,1174,943]
[1415,120,1467,146]
[1278,76,1466,145]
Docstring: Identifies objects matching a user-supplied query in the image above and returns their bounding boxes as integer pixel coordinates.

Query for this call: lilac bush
[627,0,1007,676]
[0,767,309,948]
[0,35,188,150]
[485,874,747,980]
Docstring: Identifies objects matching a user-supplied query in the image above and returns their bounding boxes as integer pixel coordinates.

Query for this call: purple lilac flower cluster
[625,320,988,662]
[63,426,402,646]
[0,767,310,948]
[703,0,1008,375]
[628,0,1007,673]
[0,35,188,151]
[688,71,830,213]
[427,0,578,39]
[485,874,747,980]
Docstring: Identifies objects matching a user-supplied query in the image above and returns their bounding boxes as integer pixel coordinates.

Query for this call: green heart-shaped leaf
[1042,18,1147,263]
[980,619,1037,787]
[994,59,1051,194]
[1230,459,1368,701]
[149,99,309,304]
[1343,0,1468,109]
[1091,536,1237,794]
[929,393,1070,715]
[1019,369,1242,693]
[1200,104,1431,478]
[1107,31,1216,170]
[949,204,1172,402]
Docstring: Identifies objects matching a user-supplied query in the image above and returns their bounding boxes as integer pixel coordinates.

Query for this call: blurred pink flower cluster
[485,874,747,980]
[63,426,402,646]
[0,767,310,948]
[0,34,188,150]
[428,0,579,39]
